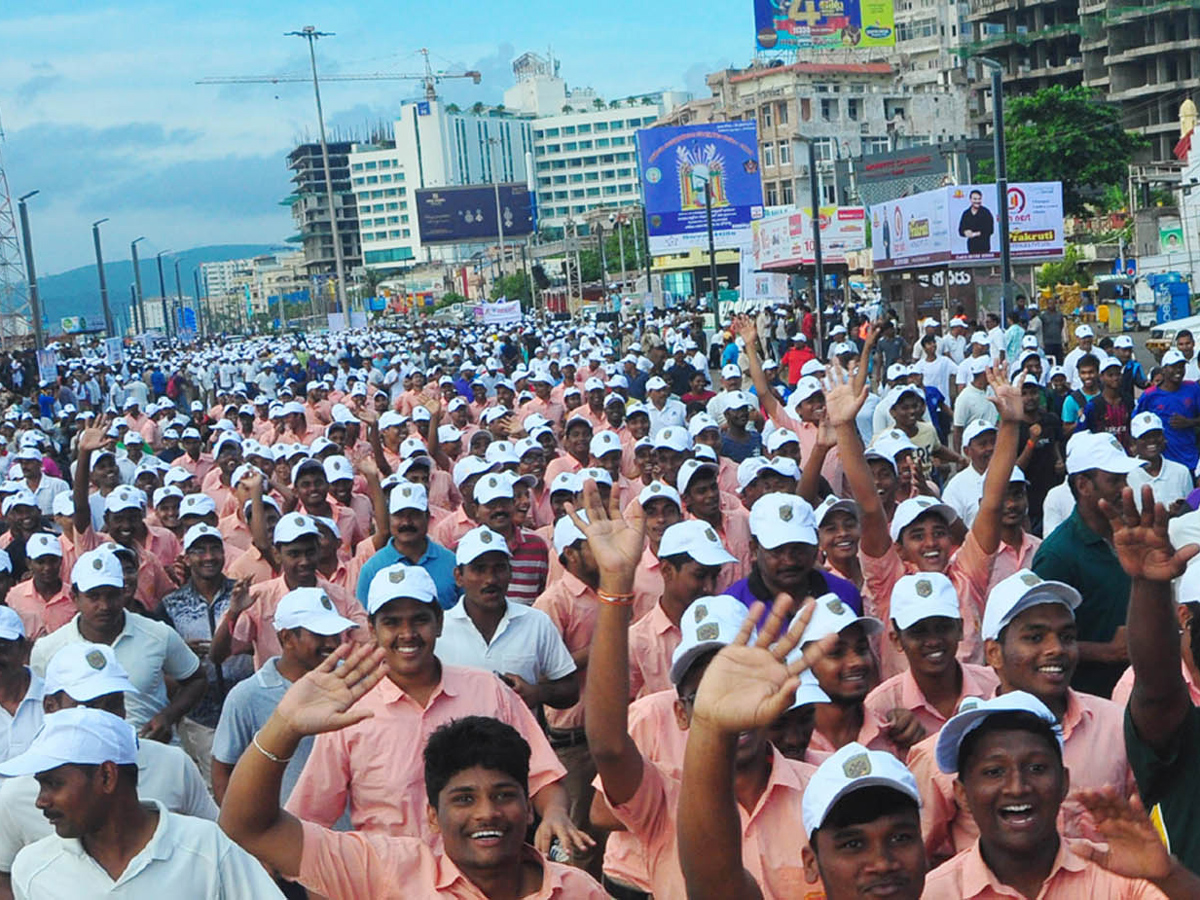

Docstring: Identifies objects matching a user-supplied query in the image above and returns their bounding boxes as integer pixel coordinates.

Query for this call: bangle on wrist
[597,590,635,606]
[252,730,293,764]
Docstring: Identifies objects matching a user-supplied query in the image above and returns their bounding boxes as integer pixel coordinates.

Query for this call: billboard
[871,182,1064,271]
[414,183,536,245]
[753,206,867,269]
[636,121,765,255]
[474,298,522,326]
[754,0,895,51]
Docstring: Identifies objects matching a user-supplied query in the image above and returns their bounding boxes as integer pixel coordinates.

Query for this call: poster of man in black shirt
[957,188,995,253]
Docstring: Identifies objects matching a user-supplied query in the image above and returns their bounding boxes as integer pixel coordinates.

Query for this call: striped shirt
[507,528,549,606]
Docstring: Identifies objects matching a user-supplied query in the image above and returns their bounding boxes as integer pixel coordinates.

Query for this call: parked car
[1147,312,1200,360]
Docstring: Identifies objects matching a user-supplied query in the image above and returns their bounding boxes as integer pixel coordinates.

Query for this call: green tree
[490,273,532,304]
[987,85,1146,215]
[593,98,606,110]
[1037,244,1094,289]
[445,103,461,113]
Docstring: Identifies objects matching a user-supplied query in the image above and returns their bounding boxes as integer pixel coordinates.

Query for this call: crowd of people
[0,299,1198,898]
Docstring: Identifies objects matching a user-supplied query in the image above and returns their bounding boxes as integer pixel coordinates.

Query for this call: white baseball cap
[720,363,741,379]
[389,481,428,514]
[179,493,217,519]
[1163,348,1186,367]
[736,457,770,494]
[438,424,463,444]
[52,492,76,518]
[26,532,62,560]
[888,497,958,542]
[366,563,439,615]
[456,525,512,566]
[552,510,590,555]
[890,572,961,631]
[687,413,720,439]
[44,643,134,701]
[865,431,918,473]
[887,385,924,410]
[0,606,24,641]
[1100,356,1121,373]
[1064,431,1146,476]
[789,377,824,406]
[935,691,1061,774]
[982,569,1081,641]
[801,742,921,838]
[814,495,859,528]
[70,548,125,592]
[0,708,138,777]
[2,490,37,515]
[379,411,407,431]
[590,430,623,458]
[549,472,579,496]
[163,467,194,487]
[1113,335,1134,349]
[676,459,718,496]
[274,587,358,635]
[748,493,818,548]
[638,480,681,509]
[1130,411,1165,439]
[323,456,354,483]
[1075,324,1094,339]
[453,455,495,489]
[967,355,991,376]
[104,487,146,515]
[658,520,736,567]
[474,472,515,506]
[723,390,755,411]
[962,419,997,447]
[183,523,223,551]
[577,467,612,488]
[798,593,884,647]
[670,594,749,685]
[273,512,320,544]
[765,428,800,453]
[645,376,668,391]
[151,486,183,509]
[652,427,690,453]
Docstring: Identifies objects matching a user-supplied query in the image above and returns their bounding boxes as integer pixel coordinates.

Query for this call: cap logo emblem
[842,752,872,779]
[696,622,720,641]
[915,579,932,598]
[402,487,412,497]
[295,516,308,527]
[85,650,106,670]
[650,483,661,493]
[1020,573,1041,587]
[704,527,717,542]
[826,597,846,615]
[389,568,406,583]
[694,604,708,622]
[92,557,103,571]
[481,530,493,544]
[779,503,793,522]
[319,593,333,610]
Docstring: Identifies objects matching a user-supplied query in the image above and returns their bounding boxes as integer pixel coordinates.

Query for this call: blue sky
[1,1,754,274]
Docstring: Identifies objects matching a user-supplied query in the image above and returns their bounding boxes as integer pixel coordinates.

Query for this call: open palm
[1102,486,1200,581]
[1074,788,1173,882]
[565,477,645,586]
[276,643,387,737]
[985,362,1024,422]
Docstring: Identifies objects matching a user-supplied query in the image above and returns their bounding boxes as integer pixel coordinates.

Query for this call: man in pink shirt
[210,513,368,670]
[525,373,565,430]
[5,533,73,639]
[218,646,607,899]
[864,572,1000,739]
[676,458,752,590]
[284,563,589,857]
[923,691,1196,899]
[630,481,683,620]
[628,519,735,699]
[907,569,1134,864]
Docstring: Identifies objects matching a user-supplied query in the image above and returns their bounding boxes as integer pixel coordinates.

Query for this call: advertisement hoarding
[414,183,535,245]
[871,182,1063,271]
[636,121,764,255]
[474,298,522,326]
[753,0,895,51]
[753,206,867,269]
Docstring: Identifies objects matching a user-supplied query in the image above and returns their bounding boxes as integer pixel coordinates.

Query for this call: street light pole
[92,218,114,338]
[486,136,506,284]
[129,285,137,334]
[156,251,172,340]
[131,237,147,335]
[16,191,45,351]
[978,57,1011,323]
[796,136,825,354]
[193,269,204,339]
[288,26,349,316]
[174,259,185,339]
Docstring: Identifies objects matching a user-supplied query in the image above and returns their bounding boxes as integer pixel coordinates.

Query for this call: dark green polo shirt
[1125,704,1200,873]
[1031,509,1129,698]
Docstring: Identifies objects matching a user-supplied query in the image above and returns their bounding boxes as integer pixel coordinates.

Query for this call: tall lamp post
[16,191,45,351]
[173,259,185,339]
[485,136,506,283]
[130,237,147,334]
[976,56,1012,323]
[794,135,825,355]
[155,250,172,340]
[92,218,114,337]
[689,165,720,314]
[288,26,349,315]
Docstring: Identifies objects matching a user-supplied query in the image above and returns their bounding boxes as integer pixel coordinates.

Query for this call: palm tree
[445,103,461,113]
[593,98,606,110]
[471,101,486,115]
[561,104,574,114]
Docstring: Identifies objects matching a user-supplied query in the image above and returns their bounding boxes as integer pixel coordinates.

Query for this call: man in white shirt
[1062,324,1109,390]
[985,311,1006,361]
[0,608,43,766]
[944,318,969,364]
[1177,329,1200,383]
[644,376,686,435]
[706,364,749,427]
[0,641,217,896]
[436,525,577,710]
[941,419,996,527]
[1127,411,1195,513]
[912,334,956,400]
[955,332,992,388]
[0,707,282,899]
[952,357,1000,451]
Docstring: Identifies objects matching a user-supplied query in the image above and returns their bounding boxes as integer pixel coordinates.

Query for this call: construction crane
[196,48,481,101]
[0,106,32,347]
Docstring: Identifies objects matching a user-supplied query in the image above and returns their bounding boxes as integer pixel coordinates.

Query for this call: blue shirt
[1136,382,1200,471]
[724,565,862,622]
[355,538,460,610]
[721,343,740,367]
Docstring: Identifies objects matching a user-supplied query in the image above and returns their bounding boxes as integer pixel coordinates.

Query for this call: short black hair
[956,710,1062,774]
[1179,329,1194,341]
[920,334,937,346]
[72,762,140,788]
[424,716,530,806]
[811,786,919,852]
[1076,353,1099,372]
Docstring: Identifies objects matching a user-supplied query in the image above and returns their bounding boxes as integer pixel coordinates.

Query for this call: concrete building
[285,141,362,276]
[967,0,1200,162]
[198,258,254,300]
[348,101,534,270]
[894,0,972,91]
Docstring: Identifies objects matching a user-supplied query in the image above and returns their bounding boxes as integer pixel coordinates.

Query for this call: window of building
[564,141,578,151]
[570,173,584,183]
[571,189,584,198]
[596,138,610,147]
[579,140,593,150]
[762,143,775,167]
[781,181,794,204]
[765,183,778,206]
[778,141,790,165]
[595,121,609,131]
[777,102,789,125]
[365,161,377,170]
[862,136,890,155]
[603,186,618,195]
[813,137,836,160]
[586,187,601,197]
[760,104,773,128]
[352,163,363,172]
[366,175,378,184]
[847,98,861,121]
[562,126,576,135]
[820,98,836,121]
[578,123,591,133]
[612,136,626,145]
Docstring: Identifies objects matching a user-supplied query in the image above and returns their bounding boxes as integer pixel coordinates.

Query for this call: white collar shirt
[435,599,576,686]
[0,671,43,766]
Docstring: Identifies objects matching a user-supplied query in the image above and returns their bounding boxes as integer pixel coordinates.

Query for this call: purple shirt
[724,565,862,622]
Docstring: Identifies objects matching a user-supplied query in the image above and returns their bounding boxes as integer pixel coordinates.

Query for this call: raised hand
[732,314,758,346]
[77,426,109,454]
[815,409,836,451]
[985,360,1024,422]
[275,642,387,737]
[822,363,869,429]
[564,477,645,595]
[1074,788,1173,882]
[691,595,834,735]
[228,575,256,617]
[1100,485,1200,582]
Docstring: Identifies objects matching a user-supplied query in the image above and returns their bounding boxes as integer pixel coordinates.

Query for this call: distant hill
[33,244,282,331]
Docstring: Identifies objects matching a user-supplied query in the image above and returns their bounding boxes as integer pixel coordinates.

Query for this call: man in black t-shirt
[957,190,994,254]
[1016,374,1063,534]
